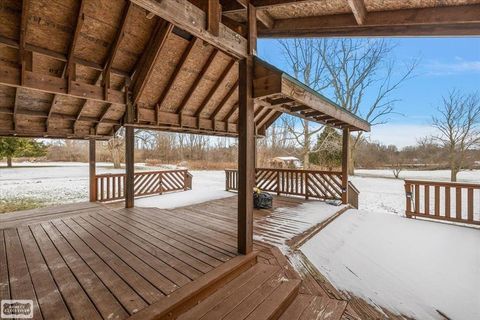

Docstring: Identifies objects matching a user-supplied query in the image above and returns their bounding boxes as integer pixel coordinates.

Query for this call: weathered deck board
[0,195,406,319]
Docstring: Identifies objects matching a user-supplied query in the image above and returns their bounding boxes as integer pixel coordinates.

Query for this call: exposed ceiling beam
[259,4,480,37]
[223,0,309,13]
[102,1,133,100]
[222,102,238,122]
[132,20,173,105]
[66,0,85,92]
[176,49,219,114]
[209,79,238,120]
[130,0,247,58]
[0,107,119,124]
[195,59,236,117]
[348,0,367,25]
[0,65,125,105]
[156,37,199,110]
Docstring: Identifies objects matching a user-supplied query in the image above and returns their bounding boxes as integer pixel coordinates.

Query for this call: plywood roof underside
[0,0,371,140]
[222,0,480,37]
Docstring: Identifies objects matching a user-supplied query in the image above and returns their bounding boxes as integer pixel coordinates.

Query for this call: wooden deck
[0,196,407,319]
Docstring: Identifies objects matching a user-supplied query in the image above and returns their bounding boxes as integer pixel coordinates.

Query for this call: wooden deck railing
[405,180,480,226]
[95,169,192,202]
[225,168,345,201]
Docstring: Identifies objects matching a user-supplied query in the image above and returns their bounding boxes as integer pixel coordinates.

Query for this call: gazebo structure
[0,1,478,319]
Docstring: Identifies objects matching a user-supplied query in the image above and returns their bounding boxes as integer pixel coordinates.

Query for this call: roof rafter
[348,0,367,25]
[132,20,173,106]
[66,0,86,93]
[209,79,239,120]
[156,37,199,110]
[195,59,235,117]
[176,49,219,114]
[14,0,30,131]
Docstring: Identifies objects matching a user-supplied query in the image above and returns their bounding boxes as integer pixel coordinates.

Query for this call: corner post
[125,85,135,208]
[237,2,257,255]
[89,139,96,202]
[341,128,350,204]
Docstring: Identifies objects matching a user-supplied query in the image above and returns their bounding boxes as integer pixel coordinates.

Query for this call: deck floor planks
[4,228,43,320]
[50,219,149,315]
[28,224,102,320]
[80,214,192,286]
[40,222,129,320]
[102,209,223,270]
[1,195,370,320]
[90,213,204,281]
[17,226,71,320]
[0,230,10,301]
[69,216,179,295]
[59,218,164,305]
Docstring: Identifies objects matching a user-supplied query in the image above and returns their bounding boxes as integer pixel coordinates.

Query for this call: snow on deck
[301,209,480,320]
[136,171,232,209]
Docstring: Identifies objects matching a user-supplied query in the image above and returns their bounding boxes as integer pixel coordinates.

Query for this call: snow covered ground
[301,209,480,320]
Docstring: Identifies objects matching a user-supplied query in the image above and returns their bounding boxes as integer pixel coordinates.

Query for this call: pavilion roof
[0,0,371,140]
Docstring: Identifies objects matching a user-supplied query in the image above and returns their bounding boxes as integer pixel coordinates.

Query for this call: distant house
[270,156,302,169]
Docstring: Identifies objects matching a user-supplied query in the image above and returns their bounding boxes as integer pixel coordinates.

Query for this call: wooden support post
[125,91,135,208]
[125,126,135,208]
[237,2,256,255]
[341,128,350,204]
[89,139,96,202]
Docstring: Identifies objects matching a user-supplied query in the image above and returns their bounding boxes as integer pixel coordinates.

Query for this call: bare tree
[278,39,328,168]
[432,90,480,181]
[278,38,417,173]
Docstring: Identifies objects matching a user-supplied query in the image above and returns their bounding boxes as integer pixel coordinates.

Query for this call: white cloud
[424,58,480,76]
[364,123,437,148]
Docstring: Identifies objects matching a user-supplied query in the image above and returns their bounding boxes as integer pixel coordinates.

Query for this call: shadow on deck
[0,196,406,319]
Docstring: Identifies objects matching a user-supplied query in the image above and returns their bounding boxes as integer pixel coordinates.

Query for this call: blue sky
[258,38,480,148]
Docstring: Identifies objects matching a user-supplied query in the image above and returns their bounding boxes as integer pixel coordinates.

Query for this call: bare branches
[432,90,480,181]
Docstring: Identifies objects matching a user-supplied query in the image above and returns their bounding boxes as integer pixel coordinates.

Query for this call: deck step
[279,294,348,320]
[178,262,300,320]
[127,252,257,320]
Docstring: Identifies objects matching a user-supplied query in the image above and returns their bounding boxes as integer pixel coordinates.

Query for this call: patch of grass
[0,198,47,214]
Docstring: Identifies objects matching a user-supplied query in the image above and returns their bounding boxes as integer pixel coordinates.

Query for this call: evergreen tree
[310,127,342,168]
[0,137,47,167]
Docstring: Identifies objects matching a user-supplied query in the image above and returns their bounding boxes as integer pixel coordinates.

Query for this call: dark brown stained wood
[50,219,149,314]
[209,79,239,120]
[238,56,255,254]
[29,223,103,319]
[259,5,480,38]
[125,125,135,208]
[176,49,219,114]
[66,0,85,94]
[89,139,96,202]
[156,37,199,111]
[19,0,30,86]
[127,253,257,320]
[348,0,367,25]
[290,105,310,112]
[0,65,126,105]
[195,59,236,118]
[4,228,43,320]
[206,0,221,36]
[0,230,9,301]
[41,222,129,319]
[130,0,248,58]
[342,129,350,204]
[132,21,174,105]
[424,185,430,215]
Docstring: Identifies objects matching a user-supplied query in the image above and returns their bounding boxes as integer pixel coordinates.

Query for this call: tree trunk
[303,151,310,170]
[451,167,458,182]
[112,148,121,169]
[6,156,12,167]
[348,145,355,175]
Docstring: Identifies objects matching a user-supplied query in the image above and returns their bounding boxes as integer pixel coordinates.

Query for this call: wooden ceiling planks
[0,0,378,140]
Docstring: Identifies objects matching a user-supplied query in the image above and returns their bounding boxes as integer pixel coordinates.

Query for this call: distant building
[270,156,302,169]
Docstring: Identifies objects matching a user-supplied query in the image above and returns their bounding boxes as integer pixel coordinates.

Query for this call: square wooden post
[341,128,350,204]
[125,84,135,208]
[125,126,135,208]
[89,139,96,202]
[237,2,256,255]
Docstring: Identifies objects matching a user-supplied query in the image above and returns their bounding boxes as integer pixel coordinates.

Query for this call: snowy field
[1,162,479,319]
[301,209,480,320]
